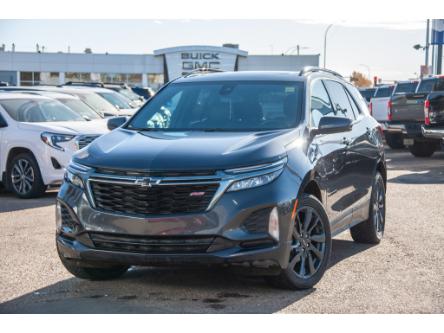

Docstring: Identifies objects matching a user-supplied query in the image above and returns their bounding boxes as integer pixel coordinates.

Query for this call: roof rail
[183,68,225,78]
[63,81,105,87]
[299,66,343,78]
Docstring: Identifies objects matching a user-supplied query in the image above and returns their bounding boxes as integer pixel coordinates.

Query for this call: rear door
[323,80,376,231]
[308,79,349,227]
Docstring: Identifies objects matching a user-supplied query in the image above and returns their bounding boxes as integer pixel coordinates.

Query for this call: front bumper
[56,167,301,272]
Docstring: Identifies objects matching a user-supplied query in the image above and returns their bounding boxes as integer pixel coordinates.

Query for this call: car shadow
[388,169,444,184]
[0,238,372,314]
[0,190,57,213]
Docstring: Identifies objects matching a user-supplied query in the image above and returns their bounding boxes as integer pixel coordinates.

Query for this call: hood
[18,119,109,135]
[74,128,300,172]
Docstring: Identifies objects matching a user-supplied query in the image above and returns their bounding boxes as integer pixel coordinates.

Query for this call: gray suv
[56,68,386,289]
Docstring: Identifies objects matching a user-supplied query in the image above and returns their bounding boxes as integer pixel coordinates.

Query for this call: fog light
[268,207,279,241]
[56,201,62,232]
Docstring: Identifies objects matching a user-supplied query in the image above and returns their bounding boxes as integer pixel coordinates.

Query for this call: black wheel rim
[290,206,326,279]
[373,181,385,238]
[11,159,34,195]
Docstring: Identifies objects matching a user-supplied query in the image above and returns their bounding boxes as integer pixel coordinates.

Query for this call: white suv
[0,93,109,198]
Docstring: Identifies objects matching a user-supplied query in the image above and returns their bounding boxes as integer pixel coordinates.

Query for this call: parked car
[132,86,156,100]
[12,91,104,121]
[64,81,145,107]
[102,83,145,107]
[56,68,386,289]
[0,93,109,198]
[388,76,444,157]
[0,85,125,118]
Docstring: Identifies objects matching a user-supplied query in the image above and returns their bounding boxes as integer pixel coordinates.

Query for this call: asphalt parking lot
[0,148,443,313]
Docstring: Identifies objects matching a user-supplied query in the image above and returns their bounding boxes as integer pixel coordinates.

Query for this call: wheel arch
[297,170,324,204]
[4,147,42,188]
[375,159,387,191]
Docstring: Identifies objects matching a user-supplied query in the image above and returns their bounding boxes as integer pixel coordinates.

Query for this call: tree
[350,71,372,87]
[84,48,92,54]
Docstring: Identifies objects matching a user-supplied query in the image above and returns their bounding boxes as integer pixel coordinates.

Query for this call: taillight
[387,100,393,121]
[369,102,372,115]
[424,99,431,125]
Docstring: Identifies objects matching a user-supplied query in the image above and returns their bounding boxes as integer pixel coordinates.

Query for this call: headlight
[41,132,75,151]
[64,168,84,189]
[227,169,283,192]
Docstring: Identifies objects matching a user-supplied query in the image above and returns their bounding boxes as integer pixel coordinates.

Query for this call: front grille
[89,181,219,215]
[242,208,272,233]
[89,232,215,254]
[77,135,100,149]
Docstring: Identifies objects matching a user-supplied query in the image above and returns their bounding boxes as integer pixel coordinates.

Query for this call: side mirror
[312,116,352,136]
[107,116,127,130]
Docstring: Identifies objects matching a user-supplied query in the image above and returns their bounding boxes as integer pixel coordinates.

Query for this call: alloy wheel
[11,159,35,195]
[373,181,385,238]
[290,206,326,279]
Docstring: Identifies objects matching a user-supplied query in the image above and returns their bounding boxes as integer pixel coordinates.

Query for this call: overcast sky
[0,19,429,81]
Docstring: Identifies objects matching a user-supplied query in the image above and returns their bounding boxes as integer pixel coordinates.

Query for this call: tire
[408,140,438,158]
[57,246,129,280]
[350,172,385,244]
[267,194,332,290]
[384,132,405,149]
[7,152,47,199]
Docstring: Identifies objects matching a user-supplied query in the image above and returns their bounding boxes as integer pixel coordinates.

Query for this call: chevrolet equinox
[56,68,386,289]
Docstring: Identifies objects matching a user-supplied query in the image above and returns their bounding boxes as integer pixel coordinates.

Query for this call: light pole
[359,64,371,79]
[323,24,333,68]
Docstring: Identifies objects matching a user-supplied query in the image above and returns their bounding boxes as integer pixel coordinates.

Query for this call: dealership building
[0,44,319,88]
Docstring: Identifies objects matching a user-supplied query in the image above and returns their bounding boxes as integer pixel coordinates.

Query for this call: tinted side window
[310,80,335,127]
[347,85,369,115]
[323,80,356,120]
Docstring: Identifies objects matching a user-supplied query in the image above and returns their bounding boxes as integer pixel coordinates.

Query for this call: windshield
[59,98,102,120]
[374,86,394,98]
[359,89,375,102]
[99,91,133,109]
[417,79,437,93]
[127,81,304,131]
[77,93,117,114]
[118,88,142,101]
[0,98,85,122]
[394,82,418,94]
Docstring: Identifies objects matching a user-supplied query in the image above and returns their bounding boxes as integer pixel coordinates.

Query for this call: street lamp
[323,24,333,68]
[359,64,371,79]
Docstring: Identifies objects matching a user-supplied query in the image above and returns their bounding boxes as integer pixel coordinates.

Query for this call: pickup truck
[359,87,376,106]
[369,85,402,148]
[388,76,444,157]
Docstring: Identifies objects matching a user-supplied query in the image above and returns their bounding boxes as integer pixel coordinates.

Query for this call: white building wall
[239,55,319,71]
[0,52,164,74]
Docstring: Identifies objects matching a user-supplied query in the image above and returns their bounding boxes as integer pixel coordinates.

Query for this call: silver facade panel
[238,55,320,71]
[0,52,164,73]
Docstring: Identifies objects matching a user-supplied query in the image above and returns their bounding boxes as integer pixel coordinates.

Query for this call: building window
[99,73,143,85]
[65,72,91,82]
[20,71,41,86]
[40,72,59,85]
[148,74,164,86]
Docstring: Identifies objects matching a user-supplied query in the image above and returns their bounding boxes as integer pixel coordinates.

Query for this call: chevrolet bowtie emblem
[134,178,152,187]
